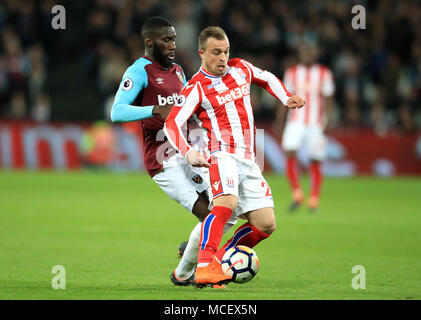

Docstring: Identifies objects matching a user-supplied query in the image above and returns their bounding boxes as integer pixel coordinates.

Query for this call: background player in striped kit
[278,42,335,212]
[164,26,305,286]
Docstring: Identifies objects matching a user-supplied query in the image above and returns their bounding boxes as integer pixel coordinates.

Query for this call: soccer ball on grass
[221,245,259,283]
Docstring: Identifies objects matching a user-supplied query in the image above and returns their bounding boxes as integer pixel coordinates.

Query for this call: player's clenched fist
[186,150,211,168]
[152,104,173,119]
[286,95,306,109]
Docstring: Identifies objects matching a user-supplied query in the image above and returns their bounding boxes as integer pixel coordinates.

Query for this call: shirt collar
[199,66,229,78]
[142,55,175,71]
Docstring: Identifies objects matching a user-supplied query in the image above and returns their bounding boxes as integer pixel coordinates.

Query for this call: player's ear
[145,37,153,49]
[198,48,205,59]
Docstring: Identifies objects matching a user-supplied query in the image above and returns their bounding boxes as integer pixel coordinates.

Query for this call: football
[221,245,259,283]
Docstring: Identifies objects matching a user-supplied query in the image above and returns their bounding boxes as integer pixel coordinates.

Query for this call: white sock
[174,219,236,278]
[175,222,202,279]
[223,221,235,234]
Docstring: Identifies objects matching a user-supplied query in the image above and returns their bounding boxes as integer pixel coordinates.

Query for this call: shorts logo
[191,174,203,184]
[212,181,220,191]
[121,78,133,91]
[226,177,234,188]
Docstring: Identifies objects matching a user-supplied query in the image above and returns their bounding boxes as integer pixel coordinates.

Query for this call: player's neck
[201,65,225,78]
[302,62,315,68]
[201,65,213,75]
[144,52,172,70]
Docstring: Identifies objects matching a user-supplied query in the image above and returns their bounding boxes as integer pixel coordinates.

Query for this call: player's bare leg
[191,191,211,221]
[214,207,274,261]
[285,150,304,212]
[244,207,276,235]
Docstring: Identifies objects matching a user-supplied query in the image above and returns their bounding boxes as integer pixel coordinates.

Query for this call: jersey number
[261,182,272,197]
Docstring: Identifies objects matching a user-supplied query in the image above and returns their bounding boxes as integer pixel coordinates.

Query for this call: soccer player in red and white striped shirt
[280,43,335,212]
[164,26,305,286]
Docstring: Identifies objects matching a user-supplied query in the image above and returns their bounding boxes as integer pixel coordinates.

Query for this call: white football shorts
[208,151,274,217]
[282,122,327,161]
[152,156,209,213]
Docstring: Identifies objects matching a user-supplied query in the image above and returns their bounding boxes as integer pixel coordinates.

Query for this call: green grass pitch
[0,171,420,300]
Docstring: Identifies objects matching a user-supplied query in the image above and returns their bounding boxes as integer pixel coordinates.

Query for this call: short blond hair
[198,26,228,50]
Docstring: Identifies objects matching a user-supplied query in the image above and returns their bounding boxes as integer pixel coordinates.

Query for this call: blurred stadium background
[0,0,420,175]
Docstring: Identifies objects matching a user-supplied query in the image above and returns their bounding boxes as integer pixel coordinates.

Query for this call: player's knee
[224,199,238,212]
[247,208,276,235]
[192,192,211,221]
[258,220,276,235]
[213,195,238,212]
[286,150,297,158]
[225,199,238,212]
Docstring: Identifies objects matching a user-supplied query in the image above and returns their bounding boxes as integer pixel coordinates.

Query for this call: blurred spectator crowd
[0,0,58,122]
[0,0,420,134]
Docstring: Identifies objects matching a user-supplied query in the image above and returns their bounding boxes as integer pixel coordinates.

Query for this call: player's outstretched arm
[111,103,153,123]
[242,59,301,107]
[111,101,174,122]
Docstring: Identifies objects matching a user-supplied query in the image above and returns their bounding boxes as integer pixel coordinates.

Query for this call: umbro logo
[156,78,164,85]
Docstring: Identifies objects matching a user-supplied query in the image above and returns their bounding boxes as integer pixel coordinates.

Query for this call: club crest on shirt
[121,78,133,91]
[226,177,235,188]
[176,70,184,84]
[191,174,203,184]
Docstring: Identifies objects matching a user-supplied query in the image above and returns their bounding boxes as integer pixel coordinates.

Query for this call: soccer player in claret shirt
[164,26,305,286]
[279,42,335,212]
[110,17,228,286]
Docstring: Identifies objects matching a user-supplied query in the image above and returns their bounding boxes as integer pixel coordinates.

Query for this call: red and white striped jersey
[164,58,292,161]
[284,64,334,127]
